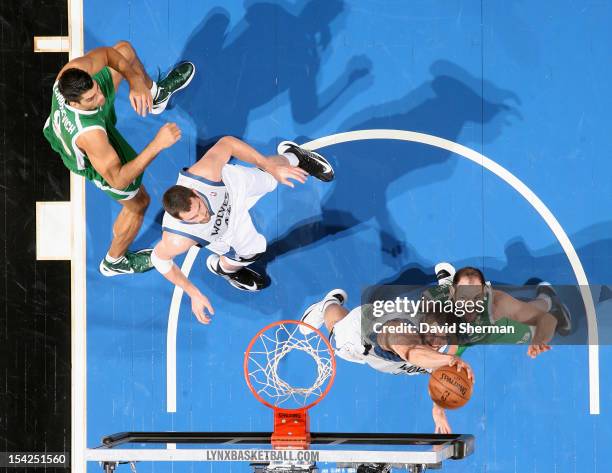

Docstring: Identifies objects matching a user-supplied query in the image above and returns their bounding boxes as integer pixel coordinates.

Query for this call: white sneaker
[435,262,456,286]
[299,289,348,335]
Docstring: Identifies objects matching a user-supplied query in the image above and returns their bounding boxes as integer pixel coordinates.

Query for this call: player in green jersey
[43,40,195,276]
[429,264,572,358]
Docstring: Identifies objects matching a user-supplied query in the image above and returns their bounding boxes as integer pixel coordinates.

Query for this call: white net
[245,321,335,409]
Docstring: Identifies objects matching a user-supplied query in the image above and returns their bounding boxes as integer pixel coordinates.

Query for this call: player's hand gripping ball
[428,364,474,409]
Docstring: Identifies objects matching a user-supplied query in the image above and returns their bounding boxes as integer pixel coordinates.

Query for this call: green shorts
[92,169,143,201]
[94,123,143,201]
[90,67,143,201]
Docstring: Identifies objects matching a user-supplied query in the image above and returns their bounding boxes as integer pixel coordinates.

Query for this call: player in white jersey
[152,137,335,323]
[299,287,474,434]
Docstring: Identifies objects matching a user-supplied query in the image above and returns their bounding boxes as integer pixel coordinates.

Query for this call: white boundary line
[67,0,87,471]
[166,246,201,413]
[165,129,599,416]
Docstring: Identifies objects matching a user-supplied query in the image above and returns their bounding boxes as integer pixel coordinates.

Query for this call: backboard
[89,431,475,473]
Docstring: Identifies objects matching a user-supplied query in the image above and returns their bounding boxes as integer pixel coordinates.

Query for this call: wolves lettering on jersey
[363,344,447,376]
[162,169,233,245]
[397,363,429,375]
[211,192,231,236]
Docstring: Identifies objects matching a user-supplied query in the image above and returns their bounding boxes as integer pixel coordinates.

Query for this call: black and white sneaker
[277,141,335,182]
[206,254,267,292]
[435,262,456,286]
[151,62,196,115]
[299,289,348,335]
[537,282,572,336]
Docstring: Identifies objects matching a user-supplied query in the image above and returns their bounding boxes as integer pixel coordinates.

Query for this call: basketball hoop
[244,320,336,449]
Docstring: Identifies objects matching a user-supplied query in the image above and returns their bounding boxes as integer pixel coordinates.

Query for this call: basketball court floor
[59,0,612,471]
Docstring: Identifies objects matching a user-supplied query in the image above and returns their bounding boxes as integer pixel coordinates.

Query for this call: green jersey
[423,284,532,346]
[43,67,142,200]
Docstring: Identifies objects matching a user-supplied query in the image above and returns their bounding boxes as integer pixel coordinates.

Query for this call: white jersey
[162,165,277,257]
[364,343,446,376]
[162,169,232,247]
[332,306,446,376]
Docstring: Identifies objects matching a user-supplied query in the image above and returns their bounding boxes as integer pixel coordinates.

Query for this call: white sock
[219,257,239,274]
[105,253,122,263]
[282,152,299,167]
[537,294,553,312]
[150,81,158,100]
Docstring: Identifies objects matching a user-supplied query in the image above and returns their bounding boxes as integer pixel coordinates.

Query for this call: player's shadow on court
[178,0,372,156]
[335,60,520,266]
[263,61,520,273]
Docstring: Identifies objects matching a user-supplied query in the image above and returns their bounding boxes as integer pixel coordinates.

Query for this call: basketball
[428,365,473,409]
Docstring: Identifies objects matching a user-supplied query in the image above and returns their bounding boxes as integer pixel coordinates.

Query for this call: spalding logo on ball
[428,365,474,409]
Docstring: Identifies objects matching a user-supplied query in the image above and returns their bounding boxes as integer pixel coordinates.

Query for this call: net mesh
[246,321,335,409]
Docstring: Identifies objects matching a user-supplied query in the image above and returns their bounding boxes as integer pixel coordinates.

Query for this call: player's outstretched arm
[59,46,151,114]
[152,233,214,324]
[432,403,452,434]
[59,47,134,78]
[494,290,556,358]
[78,123,181,190]
[189,136,308,187]
[393,342,474,382]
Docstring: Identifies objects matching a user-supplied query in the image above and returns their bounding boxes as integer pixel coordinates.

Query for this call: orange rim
[244,319,336,411]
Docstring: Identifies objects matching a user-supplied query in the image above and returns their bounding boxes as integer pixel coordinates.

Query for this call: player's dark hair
[163,185,196,219]
[453,267,486,286]
[58,68,94,103]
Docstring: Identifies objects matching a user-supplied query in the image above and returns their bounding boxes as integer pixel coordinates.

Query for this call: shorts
[92,172,143,201]
[219,167,277,260]
[91,125,143,201]
[329,306,369,364]
[91,67,143,201]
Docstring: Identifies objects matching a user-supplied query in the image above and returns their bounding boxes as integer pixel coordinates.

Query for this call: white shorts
[222,167,277,259]
[331,306,369,364]
[241,167,278,210]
